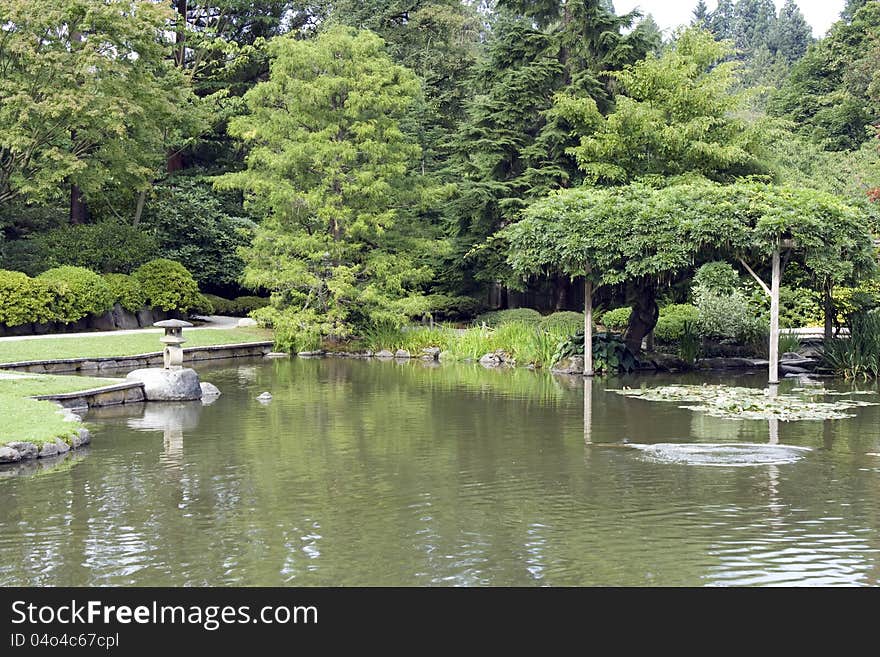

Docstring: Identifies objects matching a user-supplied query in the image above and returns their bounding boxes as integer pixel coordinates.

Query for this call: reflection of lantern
[154,319,192,370]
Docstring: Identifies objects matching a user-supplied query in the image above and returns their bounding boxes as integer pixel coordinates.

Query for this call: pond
[1,358,879,586]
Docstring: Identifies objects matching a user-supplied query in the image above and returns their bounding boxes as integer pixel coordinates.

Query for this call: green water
[2,358,879,586]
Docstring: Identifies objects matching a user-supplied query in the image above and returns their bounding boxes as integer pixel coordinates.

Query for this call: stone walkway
[0,315,243,343]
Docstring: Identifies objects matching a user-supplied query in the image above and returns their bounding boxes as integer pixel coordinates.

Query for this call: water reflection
[0,359,878,586]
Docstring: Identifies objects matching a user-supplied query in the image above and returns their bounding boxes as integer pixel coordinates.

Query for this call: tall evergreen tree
[447,1,657,296]
[842,0,870,22]
[692,0,710,29]
[710,0,736,40]
[770,0,812,64]
[732,0,777,54]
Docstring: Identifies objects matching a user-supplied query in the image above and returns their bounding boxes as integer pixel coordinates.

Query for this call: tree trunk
[823,279,834,341]
[622,281,659,354]
[133,189,148,226]
[70,184,88,225]
[554,275,568,311]
[175,0,187,67]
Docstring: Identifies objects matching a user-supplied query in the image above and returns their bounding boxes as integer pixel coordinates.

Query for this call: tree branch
[738,257,771,297]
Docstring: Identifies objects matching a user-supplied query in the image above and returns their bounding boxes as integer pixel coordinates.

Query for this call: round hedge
[132,259,202,313]
[0,270,57,326]
[653,304,700,343]
[475,308,542,327]
[103,273,146,312]
[38,266,113,323]
[601,307,632,331]
[539,311,585,333]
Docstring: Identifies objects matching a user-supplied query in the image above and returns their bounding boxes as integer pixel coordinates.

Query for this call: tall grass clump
[778,332,801,354]
[822,313,880,380]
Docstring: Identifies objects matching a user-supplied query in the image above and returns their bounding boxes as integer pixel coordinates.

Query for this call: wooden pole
[584,269,593,377]
[583,376,593,445]
[769,247,780,385]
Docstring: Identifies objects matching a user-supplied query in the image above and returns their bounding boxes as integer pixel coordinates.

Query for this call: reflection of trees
[0,360,878,585]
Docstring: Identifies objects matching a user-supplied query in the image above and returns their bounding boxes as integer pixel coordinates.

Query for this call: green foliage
[696,288,765,342]
[0,270,56,326]
[693,262,740,295]
[654,304,700,343]
[32,220,158,275]
[562,28,770,185]
[132,259,202,313]
[539,311,585,334]
[831,280,880,325]
[474,308,542,327]
[0,0,197,206]
[201,294,270,317]
[771,2,880,151]
[37,266,112,323]
[678,321,701,365]
[601,307,632,332]
[822,312,880,379]
[103,274,146,313]
[139,177,256,290]
[216,27,433,340]
[554,331,638,374]
[744,283,824,328]
[253,306,323,354]
[778,332,802,354]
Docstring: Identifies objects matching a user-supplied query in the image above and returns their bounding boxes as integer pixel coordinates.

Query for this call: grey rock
[237,317,258,328]
[257,392,273,402]
[780,351,802,361]
[112,304,140,330]
[0,446,22,463]
[53,438,70,454]
[6,442,38,460]
[375,350,394,359]
[264,352,289,359]
[70,430,91,448]
[699,357,764,370]
[394,349,411,359]
[126,368,202,401]
[89,311,116,331]
[479,352,501,366]
[421,347,441,360]
[200,382,221,398]
[39,442,59,458]
[297,350,323,358]
[136,308,155,327]
[551,356,585,375]
[780,364,810,375]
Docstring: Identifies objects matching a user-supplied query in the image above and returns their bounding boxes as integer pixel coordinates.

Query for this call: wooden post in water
[769,246,781,385]
[583,376,593,445]
[584,267,593,377]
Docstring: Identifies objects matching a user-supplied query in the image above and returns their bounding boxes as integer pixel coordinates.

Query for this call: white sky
[613,1,846,38]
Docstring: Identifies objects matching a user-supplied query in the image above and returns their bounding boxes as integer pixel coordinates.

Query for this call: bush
[539,311,585,334]
[601,307,632,331]
[696,289,765,342]
[422,294,485,321]
[38,266,113,323]
[35,220,159,274]
[822,312,880,379]
[553,331,638,373]
[0,270,56,326]
[200,294,269,317]
[693,261,739,294]
[474,308,542,327]
[103,274,146,312]
[133,259,203,313]
[654,304,700,343]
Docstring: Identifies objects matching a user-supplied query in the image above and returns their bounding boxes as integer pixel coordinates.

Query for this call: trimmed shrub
[474,308,542,327]
[103,274,146,312]
[133,259,202,313]
[696,288,765,342]
[38,266,113,323]
[539,311,585,334]
[654,304,700,343]
[693,261,739,294]
[0,270,57,326]
[35,220,159,274]
[423,294,485,321]
[233,295,270,316]
[601,307,632,331]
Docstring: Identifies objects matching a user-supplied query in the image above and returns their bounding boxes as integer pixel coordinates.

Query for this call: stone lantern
[154,319,192,370]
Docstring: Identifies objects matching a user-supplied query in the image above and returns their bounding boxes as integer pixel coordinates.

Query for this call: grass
[0,373,122,448]
[0,327,271,364]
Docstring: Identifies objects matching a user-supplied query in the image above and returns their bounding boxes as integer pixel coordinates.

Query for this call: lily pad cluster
[613,384,878,421]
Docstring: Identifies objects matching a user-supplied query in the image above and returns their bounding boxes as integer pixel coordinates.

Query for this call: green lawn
[0,373,123,448]
[0,327,271,364]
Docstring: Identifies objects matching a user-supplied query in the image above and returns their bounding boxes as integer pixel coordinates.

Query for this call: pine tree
[842,0,869,22]
[692,0,710,29]
[771,0,813,64]
[710,0,735,40]
[732,0,778,54]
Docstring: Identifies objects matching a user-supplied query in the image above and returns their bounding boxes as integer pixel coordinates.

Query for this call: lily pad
[613,384,878,421]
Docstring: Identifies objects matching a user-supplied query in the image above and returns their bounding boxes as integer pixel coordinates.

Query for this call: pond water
[2,358,879,586]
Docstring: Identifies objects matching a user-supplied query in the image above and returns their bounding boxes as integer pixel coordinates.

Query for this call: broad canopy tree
[0,0,194,218]
[504,180,875,354]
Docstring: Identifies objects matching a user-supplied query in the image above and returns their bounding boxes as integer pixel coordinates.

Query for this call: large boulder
[126,368,202,401]
[112,304,140,330]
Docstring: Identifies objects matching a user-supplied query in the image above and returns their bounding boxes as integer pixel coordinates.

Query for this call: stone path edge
[0,341,274,374]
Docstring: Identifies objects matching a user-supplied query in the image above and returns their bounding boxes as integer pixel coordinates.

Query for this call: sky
[613,1,846,38]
